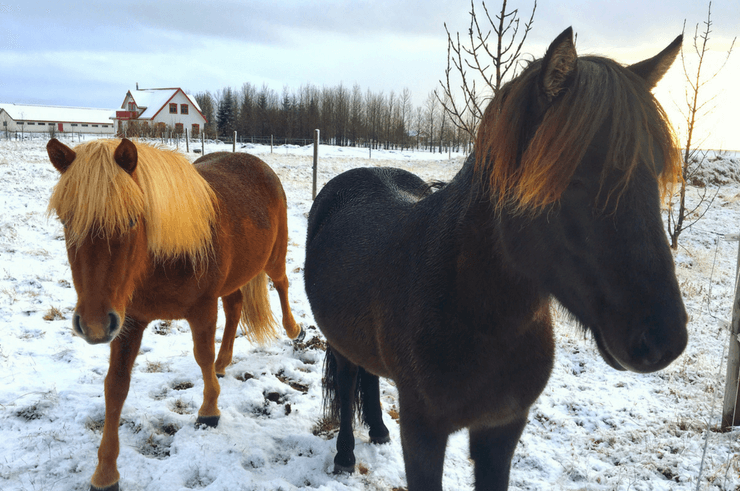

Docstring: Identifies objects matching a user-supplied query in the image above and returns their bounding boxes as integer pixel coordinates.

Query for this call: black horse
[304,28,688,490]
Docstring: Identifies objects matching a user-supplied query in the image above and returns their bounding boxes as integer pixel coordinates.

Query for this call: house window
[92,124,98,127]
[27,122,36,125]
[82,124,88,127]
[37,122,46,126]
[180,104,188,115]
[191,123,199,137]
[71,123,78,127]
[2,121,6,127]
[175,123,184,134]
[102,125,109,128]
[128,102,135,111]
[169,103,177,114]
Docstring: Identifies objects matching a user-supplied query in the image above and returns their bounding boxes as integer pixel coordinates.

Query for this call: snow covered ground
[1,136,738,491]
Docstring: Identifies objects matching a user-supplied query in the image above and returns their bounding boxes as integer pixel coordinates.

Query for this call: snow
[1,137,739,491]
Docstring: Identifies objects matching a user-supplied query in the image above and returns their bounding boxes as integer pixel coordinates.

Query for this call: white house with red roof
[113,87,207,137]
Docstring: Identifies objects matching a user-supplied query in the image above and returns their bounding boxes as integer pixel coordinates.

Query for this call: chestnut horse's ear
[114,138,138,175]
[47,138,77,173]
[627,35,682,89]
[540,27,578,101]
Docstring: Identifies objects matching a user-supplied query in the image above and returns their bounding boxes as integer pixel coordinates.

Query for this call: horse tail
[238,271,279,345]
[323,345,363,424]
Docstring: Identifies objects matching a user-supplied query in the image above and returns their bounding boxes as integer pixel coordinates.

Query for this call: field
[1,137,739,490]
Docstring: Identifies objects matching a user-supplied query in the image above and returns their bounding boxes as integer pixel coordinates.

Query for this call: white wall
[150,92,207,128]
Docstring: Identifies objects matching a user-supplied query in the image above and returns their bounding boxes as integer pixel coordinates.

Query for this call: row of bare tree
[192,83,471,152]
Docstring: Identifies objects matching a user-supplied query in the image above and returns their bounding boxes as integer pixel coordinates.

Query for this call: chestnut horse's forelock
[47,139,218,266]
[474,56,681,214]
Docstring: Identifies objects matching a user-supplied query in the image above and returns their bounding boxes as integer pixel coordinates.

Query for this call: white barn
[113,87,207,137]
[0,103,115,135]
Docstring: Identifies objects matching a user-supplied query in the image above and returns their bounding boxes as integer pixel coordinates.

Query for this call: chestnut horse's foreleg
[188,300,222,427]
[468,416,528,490]
[214,290,243,377]
[90,319,147,491]
[398,396,448,491]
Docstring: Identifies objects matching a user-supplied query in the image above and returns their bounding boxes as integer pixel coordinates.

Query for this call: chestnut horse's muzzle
[73,311,121,344]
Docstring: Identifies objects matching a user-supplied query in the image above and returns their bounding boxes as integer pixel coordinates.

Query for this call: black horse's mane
[474,55,681,214]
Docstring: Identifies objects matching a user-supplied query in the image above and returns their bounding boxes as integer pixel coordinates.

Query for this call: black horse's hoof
[90,482,119,491]
[333,462,355,474]
[195,415,220,428]
[370,433,391,444]
[293,327,306,343]
[216,373,225,379]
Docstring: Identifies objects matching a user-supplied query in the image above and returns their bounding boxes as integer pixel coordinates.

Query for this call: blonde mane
[48,139,218,266]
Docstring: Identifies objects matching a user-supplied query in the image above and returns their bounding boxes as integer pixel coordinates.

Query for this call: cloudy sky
[1,0,738,149]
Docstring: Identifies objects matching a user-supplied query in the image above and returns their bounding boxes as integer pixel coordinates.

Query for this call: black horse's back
[306,167,431,246]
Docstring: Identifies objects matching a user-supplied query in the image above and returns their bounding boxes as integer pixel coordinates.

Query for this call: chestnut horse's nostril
[73,313,84,337]
[108,312,121,336]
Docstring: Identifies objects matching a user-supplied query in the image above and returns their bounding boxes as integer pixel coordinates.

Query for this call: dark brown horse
[46,138,303,491]
[304,28,688,490]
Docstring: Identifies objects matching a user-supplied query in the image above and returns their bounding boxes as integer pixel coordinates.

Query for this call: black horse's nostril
[631,327,686,372]
[73,313,84,337]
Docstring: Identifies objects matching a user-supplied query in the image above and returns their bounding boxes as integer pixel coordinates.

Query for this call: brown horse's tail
[238,272,279,345]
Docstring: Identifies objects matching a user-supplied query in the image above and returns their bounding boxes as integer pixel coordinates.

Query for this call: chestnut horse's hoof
[216,373,225,379]
[90,482,119,491]
[195,415,220,428]
[293,327,306,343]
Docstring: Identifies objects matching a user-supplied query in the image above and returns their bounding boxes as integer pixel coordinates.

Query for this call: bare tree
[349,83,364,146]
[667,1,735,249]
[425,91,439,152]
[399,88,414,148]
[436,0,536,140]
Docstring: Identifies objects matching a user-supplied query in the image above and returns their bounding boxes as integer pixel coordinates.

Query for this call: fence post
[185,129,189,153]
[233,131,237,152]
[722,233,740,430]
[271,135,274,153]
[312,129,319,200]
[201,130,205,155]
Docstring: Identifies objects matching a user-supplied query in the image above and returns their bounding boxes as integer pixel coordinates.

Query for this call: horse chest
[396,315,555,427]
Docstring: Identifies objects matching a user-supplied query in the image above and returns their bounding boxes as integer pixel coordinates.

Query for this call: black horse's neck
[426,155,550,334]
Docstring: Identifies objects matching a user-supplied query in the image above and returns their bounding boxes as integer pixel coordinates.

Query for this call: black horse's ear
[47,138,77,173]
[540,27,577,101]
[114,138,138,175]
[627,35,682,89]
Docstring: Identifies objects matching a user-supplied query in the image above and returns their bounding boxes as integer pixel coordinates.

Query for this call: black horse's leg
[469,416,528,490]
[333,350,359,473]
[398,399,448,491]
[358,369,390,444]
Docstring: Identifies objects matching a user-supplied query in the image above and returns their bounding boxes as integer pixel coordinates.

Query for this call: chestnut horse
[46,138,303,491]
[304,28,688,490]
